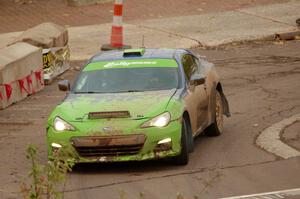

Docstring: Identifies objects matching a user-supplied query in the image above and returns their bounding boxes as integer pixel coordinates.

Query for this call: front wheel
[173,118,189,165]
[205,91,223,136]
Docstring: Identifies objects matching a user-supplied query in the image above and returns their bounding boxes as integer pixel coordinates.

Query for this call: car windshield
[73,67,179,93]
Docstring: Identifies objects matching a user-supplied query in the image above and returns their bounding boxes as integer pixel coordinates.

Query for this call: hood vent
[88,111,131,119]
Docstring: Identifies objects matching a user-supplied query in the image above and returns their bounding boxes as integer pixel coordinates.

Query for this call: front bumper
[46,120,182,163]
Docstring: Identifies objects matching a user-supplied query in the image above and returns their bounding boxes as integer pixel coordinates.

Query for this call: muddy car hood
[54,89,177,121]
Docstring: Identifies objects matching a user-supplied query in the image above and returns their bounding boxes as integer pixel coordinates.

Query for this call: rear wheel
[173,118,189,165]
[205,91,223,136]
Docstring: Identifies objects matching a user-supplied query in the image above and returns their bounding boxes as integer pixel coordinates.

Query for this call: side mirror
[58,80,70,91]
[190,74,206,86]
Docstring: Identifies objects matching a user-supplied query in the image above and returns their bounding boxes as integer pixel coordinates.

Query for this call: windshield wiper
[74,91,104,94]
[74,90,145,94]
[118,90,144,93]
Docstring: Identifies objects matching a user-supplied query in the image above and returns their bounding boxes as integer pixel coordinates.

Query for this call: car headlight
[141,112,171,128]
[53,117,75,132]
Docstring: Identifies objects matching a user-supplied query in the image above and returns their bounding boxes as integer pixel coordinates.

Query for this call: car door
[181,53,209,136]
[194,56,210,130]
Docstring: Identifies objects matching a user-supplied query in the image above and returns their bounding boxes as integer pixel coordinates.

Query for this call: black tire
[205,91,223,137]
[186,119,194,153]
[173,118,189,165]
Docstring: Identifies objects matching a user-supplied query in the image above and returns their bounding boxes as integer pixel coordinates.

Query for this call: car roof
[89,48,185,63]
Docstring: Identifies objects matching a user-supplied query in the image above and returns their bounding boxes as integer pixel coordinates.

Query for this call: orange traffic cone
[101,0,131,51]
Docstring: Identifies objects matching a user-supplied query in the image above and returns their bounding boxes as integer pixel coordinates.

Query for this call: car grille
[71,134,146,158]
[74,144,143,157]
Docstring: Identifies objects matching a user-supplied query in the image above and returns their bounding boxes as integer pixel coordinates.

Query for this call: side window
[182,54,198,80]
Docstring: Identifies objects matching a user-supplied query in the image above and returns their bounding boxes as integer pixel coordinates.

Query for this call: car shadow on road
[70,133,212,175]
[73,160,171,173]
[71,158,183,175]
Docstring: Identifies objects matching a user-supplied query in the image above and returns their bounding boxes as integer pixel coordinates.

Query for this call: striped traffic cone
[101,0,131,51]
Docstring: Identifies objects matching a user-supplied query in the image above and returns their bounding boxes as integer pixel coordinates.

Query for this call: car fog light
[155,138,172,152]
[157,138,172,144]
[51,143,62,148]
[51,143,62,154]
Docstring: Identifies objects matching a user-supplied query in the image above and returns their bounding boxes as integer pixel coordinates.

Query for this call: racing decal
[104,61,157,68]
[84,59,178,72]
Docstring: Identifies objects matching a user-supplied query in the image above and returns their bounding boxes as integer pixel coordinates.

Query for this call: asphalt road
[0,40,299,199]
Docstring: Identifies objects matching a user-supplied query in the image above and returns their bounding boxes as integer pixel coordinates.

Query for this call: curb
[70,29,300,61]
[195,29,300,50]
[101,44,131,51]
[256,113,300,159]
[67,0,113,6]
[275,30,300,40]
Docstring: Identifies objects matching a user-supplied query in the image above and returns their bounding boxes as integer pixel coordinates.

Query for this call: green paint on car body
[47,118,182,163]
[47,57,185,163]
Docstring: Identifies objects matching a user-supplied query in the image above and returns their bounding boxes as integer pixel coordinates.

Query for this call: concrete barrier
[10,22,70,85]
[10,22,68,48]
[0,42,43,109]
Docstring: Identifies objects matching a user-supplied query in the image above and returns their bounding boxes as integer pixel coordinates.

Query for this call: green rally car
[47,48,230,165]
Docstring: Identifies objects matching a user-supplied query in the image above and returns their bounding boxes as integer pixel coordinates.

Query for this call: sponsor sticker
[104,61,157,68]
